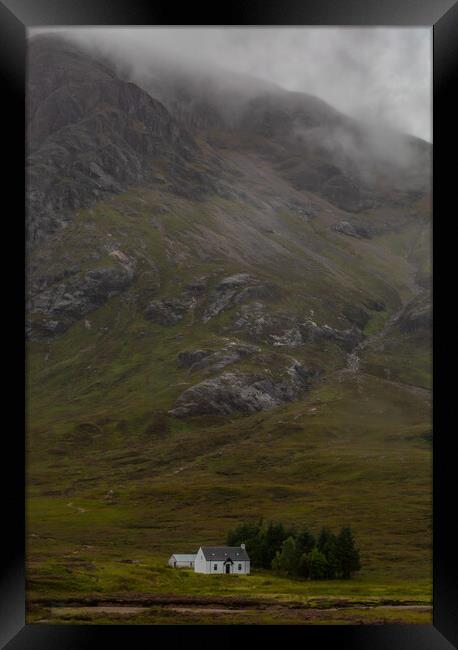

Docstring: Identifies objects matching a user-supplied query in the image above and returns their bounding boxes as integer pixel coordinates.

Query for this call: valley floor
[26,371,432,625]
[27,564,432,625]
[29,602,432,625]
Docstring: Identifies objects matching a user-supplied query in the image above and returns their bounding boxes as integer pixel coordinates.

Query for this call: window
[238,564,242,571]
[214,564,217,571]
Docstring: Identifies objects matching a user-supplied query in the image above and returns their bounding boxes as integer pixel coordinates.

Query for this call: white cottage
[168,553,197,568]
[194,545,250,575]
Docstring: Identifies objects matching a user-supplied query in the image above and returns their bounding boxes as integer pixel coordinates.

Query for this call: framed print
[1,0,457,647]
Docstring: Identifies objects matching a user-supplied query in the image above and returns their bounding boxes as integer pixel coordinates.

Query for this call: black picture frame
[1,0,456,647]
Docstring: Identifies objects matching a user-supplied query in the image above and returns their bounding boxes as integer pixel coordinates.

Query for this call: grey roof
[170,554,197,561]
[200,546,250,561]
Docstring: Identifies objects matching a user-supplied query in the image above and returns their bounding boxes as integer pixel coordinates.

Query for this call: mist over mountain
[27,34,430,244]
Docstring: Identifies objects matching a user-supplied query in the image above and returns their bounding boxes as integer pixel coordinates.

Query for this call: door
[225,563,230,574]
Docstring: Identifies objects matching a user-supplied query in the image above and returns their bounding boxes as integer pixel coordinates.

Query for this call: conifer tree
[335,526,361,579]
[307,547,329,580]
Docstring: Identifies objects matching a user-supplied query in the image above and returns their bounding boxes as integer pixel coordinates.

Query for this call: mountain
[26,35,432,610]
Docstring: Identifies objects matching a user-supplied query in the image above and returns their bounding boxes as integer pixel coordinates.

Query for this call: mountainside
[26,35,432,615]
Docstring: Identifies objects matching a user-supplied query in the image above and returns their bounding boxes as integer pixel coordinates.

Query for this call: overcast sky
[31,27,432,142]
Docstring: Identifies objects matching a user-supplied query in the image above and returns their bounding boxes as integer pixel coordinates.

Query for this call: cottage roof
[170,553,197,561]
[200,546,250,561]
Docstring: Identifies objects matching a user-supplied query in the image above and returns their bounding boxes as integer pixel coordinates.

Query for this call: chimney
[241,543,246,550]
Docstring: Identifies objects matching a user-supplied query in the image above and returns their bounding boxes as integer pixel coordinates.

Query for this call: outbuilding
[168,553,197,568]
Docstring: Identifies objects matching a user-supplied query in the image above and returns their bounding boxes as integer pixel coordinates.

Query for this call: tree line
[227,519,361,580]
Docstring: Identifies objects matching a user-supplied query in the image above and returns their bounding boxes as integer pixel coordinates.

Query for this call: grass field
[27,553,432,624]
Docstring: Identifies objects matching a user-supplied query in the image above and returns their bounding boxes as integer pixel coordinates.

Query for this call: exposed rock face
[334,221,363,239]
[299,320,363,352]
[29,265,135,338]
[233,304,304,347]
[185,278,208,294]
[169,363,314,417]
[270,328,304,347]
[144,277,209,325]
[233,302,277,339]
[202,274,272,322]
[333,220,375,239]
[233,303,363,352]
[27,36,198,244]
[280,200,319,221]
[145,298,190,325]
[177,343,259,372]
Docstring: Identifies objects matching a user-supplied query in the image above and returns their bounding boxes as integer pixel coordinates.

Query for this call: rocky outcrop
[185,278,208,294]
[233,303,363,352]
[144,277,209,325]
[233,302,278,340]
[333,221,361,239]
[280,200,319,222]
[177,342,259,372]
[177,349,211,368]
[29,265,135,338]
[202,273,272,323]
[145,298,190,325]
[270,329,304,347]
[333,220,372,239]
[299,319,363,352]
[169,362,314,417]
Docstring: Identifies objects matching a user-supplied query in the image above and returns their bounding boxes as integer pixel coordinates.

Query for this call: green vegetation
[26,366,432,622]
[26,176,432,625]
[228,520,360,580]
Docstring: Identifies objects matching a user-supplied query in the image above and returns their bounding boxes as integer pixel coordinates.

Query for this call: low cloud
[30,26,431,142]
